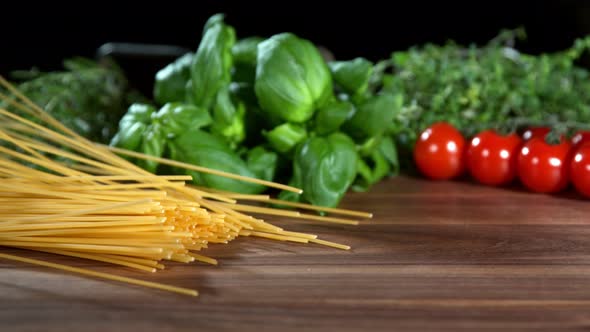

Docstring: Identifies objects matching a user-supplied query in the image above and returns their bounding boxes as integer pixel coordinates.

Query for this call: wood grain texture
[2,176,590,331]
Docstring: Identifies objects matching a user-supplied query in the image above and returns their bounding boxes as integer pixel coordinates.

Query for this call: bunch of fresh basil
[111,13,400,207]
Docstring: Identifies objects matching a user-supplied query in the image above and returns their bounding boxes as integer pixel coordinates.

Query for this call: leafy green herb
[154,102,212,136]
[232,37,264,84]
[154,53,193,105]
[189,14,235,110]
[5,57,140,143]
[110,14,590,210]
[329,57,373,98]
[211,86,246,148]
[110,103,162,173]
[343,93,403,140]
[314,100,355,135]
[382,28,590,149]
[110,103,155,151]
[255,33,333,123]
[246,146,279,182]
[282,133,358,207]
[168,130,270,194]
[353,136,399,192]
[265,123,307,154]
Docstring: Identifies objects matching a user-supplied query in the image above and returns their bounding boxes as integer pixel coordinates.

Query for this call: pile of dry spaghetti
[0,76,371,296]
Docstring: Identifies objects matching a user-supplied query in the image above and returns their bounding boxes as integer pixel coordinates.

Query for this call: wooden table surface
[2,176,590,331]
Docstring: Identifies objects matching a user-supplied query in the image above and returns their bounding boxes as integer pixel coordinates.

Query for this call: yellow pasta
[0,76,371,297]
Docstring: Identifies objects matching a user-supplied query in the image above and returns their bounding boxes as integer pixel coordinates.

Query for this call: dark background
[2,0,590,95]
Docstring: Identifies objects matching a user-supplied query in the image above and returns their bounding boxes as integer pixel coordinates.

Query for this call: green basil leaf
[314,100,355,135]
[154,102,211,137]
[246,146,278,181]
[353,158,375,192]
[211,86,246,147]
[292,133,358,207]
[277,176,303,203]
[190,14,235,109]
[328,57,373,96]
[232,37,263,84]
[203,13,225,31]
[378,135,399,176]
[117,103,155,129]
[343,93,403,139]
[168,130,266,194]
[233,37,264,66]
[109,122,147,151]
[265,123,307,154]
[109,103,156,150]
[154,53,193,105]
[353,136,399,192]
[255,33,332,123]
[137,124,165,173]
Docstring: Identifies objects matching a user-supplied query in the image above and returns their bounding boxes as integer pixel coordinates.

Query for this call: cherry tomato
[413,122,466,180]
[517,137,572,193]
[466,130,523,186]
[571,130,590,149]
[522,126,568,143]
[522,126,550,141]
[570,143,590,198]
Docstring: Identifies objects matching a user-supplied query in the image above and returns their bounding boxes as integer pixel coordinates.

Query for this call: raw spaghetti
[0,76,372,296]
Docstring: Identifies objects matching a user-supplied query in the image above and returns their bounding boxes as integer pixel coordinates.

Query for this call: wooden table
[2,176,590,331]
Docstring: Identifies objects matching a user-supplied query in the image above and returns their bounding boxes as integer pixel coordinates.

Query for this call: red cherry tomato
[522,127,551,141]
[517,137,572,193]
[571,130,590,149]
[570,143,590,198]
[413,122,466,180]
[466,130,523,186]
